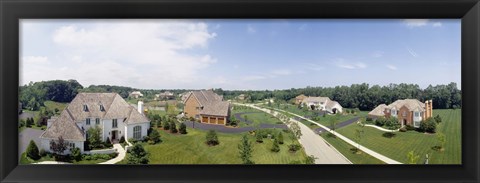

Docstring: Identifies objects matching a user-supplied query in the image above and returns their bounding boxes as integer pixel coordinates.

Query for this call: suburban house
[236,94,247,100]
[295,94,307,105]
[129,91,143,99]
[183,90,230,125]
[368,99,433,128]
[39,93,150,153]
[301,96,343,114]
[155,91,175,100]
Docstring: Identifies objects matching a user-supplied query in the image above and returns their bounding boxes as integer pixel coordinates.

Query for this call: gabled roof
[387,99,425,111]
[368,104,388,116]
[302,96,330,103]
[295,94,307,99]
[40,109,85,141]
[326,100,341,109]
[187,90,230,117]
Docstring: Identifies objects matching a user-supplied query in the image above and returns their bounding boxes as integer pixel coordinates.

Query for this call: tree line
[216,82,461,111]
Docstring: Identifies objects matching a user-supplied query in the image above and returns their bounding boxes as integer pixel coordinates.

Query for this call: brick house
[368,99,433,128]
[183,90,230,125]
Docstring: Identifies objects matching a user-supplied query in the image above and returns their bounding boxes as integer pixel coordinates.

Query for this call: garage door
[218,118,225,125]
[209,117,216,124]
[202,116,209,123]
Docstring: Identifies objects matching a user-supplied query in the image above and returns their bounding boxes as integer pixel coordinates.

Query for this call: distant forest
[19,80,461,111]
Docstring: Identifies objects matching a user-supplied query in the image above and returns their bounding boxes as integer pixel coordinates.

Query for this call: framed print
[1,0,479,182]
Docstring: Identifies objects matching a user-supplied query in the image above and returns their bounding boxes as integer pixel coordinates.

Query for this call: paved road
[274,108,402,164]
[313,117,360,134]
[235,103,351,164]
[19,128,44,156]
[19,112,35,120]
[183,121,287,133]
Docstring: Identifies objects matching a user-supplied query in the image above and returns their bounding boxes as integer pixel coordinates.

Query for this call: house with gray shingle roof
[301,96,343,114]
[183,90,230,125]
[39,93,150,153]
[369,99,433,128]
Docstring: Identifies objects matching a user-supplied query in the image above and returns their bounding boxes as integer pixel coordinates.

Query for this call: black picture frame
[1,0,479,182]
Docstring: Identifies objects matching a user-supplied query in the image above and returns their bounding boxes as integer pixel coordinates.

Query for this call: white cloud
[270,69,291,76]
[386,65,398,70]
[22,20,219,89]
[404,19,429,28]
[406,47,418,57]
[432,22,442,27]
[247,25,256,34]
[243,75,267,81]
[335,58,367,69]
[403,19,443,28]
[22,56,49,64]
[372,51,384,58]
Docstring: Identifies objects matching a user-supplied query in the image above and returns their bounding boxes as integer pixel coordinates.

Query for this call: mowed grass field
[320,133,385,164]
[44,100,68,111]
[240,112,283,125]
[335,109,461,164]
[143,127,308,164]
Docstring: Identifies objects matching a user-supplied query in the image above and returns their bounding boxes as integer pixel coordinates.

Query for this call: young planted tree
[354,124,365,153]
[26,140,40,160]
[434,114,442,123]
[290,122,302,140]
[50,136,68,161]
[70,147,82,161]
[179,123,187,134]
[255,130,263,143]
[163,120,170,130]
[270,138,280,152]
[277,132,284,144]
[206,130,219,146]
[238,135,254,164]
[87,125,102,149]
[148,129,161,144]
[304,155,317,164]
[126,143,149,164]
[156,119,162,128]
[169,122,178,133]
[407,151,420,164]
[436,132,446,152]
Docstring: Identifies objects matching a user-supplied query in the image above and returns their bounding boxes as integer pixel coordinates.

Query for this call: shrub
[39,149,46,157]
[270,139,280,152]
[179,123,187,134]
[255,131,263,143]
[277,132,284,144]
[170,122,178,133]
[366,117,373,122]
[375,117,386,127]
[288,144,302,152]
[71,147,82,161]
[163,121,170,130]
[106,137,111,144]
[304,155,316,164]
[148,129,161,144]
[419,118,437,133]
[382,132,396,138]
[405,125,416,131]
[384,118,401,130]
[206,130,219,146]
[26,140,40,160]
[434,114,442,123]
[128,138,137,144]
[156,120,162,128]
[119,136,125,143]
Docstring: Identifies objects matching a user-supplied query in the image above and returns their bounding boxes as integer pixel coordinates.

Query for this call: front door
[111,130,117,141]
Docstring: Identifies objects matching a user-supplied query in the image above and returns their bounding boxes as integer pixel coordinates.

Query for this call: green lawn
[141,128,308,164]
[320,133,385,164]
[239,112,283,127]
[44,101,68,111]
[19,152,112,164]
[335,109,461,164]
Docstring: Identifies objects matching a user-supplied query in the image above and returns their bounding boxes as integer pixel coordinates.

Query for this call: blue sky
[20,19,461,90]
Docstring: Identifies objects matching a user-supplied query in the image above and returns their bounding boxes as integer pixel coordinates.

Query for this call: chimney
[138,101,144,115]
[429,100,433,117]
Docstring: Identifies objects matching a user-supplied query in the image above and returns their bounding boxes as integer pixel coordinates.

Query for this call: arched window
[133,126,142,139]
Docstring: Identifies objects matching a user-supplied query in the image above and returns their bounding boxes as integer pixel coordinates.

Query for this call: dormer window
[83,105,88,111]
[100,104,105,111]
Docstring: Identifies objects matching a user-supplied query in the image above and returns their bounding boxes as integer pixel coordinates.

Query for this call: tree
[419,118,437,133]
[50,136,68,160]
[304,155,317,164]
[354,124,365,152]
[206,130,219,146]
[169,122,178,133]
[238,135,254,164]
[179,123,187,134]
[156,119,162,128]
[26,140,40,160]
[329,118,337,131]
[26,117,33,128]
[277,132,284,144]
[163,120,170,130]
[87,125,103,149]
[407,151,420,164]
[255,130,263,143]
[71,147,82,161]
[437,132,446,151]
[148,129,161,144]
[271,138,280,152]
[126,143,149,164]
[290,122,302,139]
[434,114,442,123]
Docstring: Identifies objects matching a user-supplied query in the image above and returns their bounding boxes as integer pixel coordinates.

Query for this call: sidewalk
[99,143,126,164]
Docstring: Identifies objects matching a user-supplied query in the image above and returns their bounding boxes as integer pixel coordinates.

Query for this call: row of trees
[216,82,461,111]
[19,80,83,111]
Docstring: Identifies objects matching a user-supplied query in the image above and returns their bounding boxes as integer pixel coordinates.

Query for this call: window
[96,118,100,125]
[133,126,142,139]
[391,110,396,116]
[402,111,407,117]
[100,104,105,111]
[83,105,88,111]
[86,118,90,125]
[112,119,118,128]
[414,112,419,117]
[69,142,75,148]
